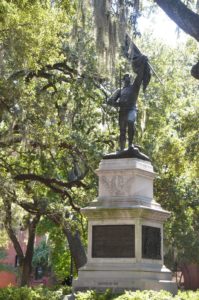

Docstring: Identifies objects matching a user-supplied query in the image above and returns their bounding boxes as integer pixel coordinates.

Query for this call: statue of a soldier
[107,55,150,155]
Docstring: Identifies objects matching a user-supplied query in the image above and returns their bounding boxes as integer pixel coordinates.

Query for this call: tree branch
[14,173,87,189]
[10,61,76,82]
[14,173,81,211]
[154,0,199,42]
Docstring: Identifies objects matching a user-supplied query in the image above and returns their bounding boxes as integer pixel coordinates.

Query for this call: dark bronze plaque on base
[92,225,135,258]
[142,225,161,259]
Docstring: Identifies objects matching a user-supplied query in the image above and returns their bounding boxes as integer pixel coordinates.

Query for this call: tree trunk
[20,258,33,286]
[19,214,40,286]
[181,263,199,290]
[62,225,87,270]
[154,0,199,42]
[49,214,87,270]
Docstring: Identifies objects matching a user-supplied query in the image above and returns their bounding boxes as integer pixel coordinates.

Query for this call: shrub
[116,290,173,300]
[75,289,199,300]
[176,290,199,300]
[0,286,64,300]
[75,289,113,300]
[1,288,199,300]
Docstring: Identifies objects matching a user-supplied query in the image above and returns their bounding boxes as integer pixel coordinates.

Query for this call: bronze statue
[107,55,149,152]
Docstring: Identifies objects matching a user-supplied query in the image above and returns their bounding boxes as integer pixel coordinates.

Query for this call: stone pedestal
[73,158,177,294]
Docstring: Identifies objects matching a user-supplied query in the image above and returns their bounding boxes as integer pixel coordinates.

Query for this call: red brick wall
[0,271,17,288]
[0,231,45,287]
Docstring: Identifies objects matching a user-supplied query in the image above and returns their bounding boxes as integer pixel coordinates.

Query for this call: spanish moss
[92,0,142,75]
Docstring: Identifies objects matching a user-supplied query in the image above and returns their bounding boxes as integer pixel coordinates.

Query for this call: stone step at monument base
[73,263,177,294]
[76,262,171,273]
[73,275,177,294]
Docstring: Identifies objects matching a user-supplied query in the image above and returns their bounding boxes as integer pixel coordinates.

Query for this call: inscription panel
[142,225,161,259]
[92,225,135,258]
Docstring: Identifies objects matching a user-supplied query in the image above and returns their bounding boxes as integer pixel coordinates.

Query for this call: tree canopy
[91,0,199,78]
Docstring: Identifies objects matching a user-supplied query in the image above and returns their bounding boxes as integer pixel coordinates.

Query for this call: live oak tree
[0,0,198,286]
[0,0,109,285]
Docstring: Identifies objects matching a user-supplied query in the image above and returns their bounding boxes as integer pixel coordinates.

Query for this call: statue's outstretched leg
[119,133,126,151]
[128,121,135,149]
[127,108,137,149]
[119,111,127,151]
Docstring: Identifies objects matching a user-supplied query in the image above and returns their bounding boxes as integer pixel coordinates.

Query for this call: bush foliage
[75,289,199,300]
[0,286,71,300]
[0,288,199,299]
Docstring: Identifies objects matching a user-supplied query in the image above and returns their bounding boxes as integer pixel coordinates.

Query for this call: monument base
[73,263,177,294]
[73,158,177,295]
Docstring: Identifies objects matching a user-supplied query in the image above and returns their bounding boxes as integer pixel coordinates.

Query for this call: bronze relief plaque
[142,225,161,259]
[92,225,135,258]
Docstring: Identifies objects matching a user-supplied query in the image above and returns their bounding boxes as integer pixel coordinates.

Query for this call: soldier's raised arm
[132,55,148,95]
